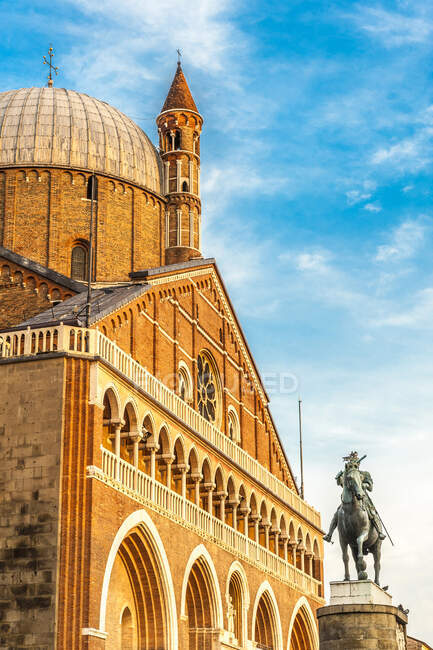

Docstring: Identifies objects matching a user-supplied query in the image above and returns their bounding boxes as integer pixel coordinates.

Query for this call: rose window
[197,352,219,423]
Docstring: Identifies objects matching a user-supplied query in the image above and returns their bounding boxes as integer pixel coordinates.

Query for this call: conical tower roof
[161,62,198,113]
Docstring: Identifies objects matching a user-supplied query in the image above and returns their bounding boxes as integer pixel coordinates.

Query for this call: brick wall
[0,168,166,282]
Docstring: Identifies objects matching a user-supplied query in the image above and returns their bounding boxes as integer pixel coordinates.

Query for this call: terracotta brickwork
[0,356,65,649]
[0,258,76,328]
[0,168,165,282]
[96,265,294,486]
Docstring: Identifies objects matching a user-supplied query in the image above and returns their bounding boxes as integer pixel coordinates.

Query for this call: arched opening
[254,590,279,650]
[312,540,322,595]
[178,362,192,403]
[185,556,219,649]
[139,413,156,475]
[87,174,98,200]
[105,526,169,649]
[182,180,189,192]
[228,571,244,644]
[174,130,181,150]
[171,436,186,494]
[120,402,138,463]
[213,466,225,520]
[279,515,288,560]
[120,607,135,650]
[269,508,278,554]
[102,388,120,452]
[186,447,200,504]
[289,602,318,650]
[259,501,269,548]
[238,485,248,534]
[71,243,89,281]
[248,493,258,541]
[200,457,212,511]
[227,407,240,443]
[156,426,171,486]
[225,476,237,528]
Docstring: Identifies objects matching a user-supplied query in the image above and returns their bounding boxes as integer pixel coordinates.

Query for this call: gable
[93,261,298,492]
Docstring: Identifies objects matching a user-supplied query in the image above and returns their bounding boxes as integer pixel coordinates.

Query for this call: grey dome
[0,87,163,194]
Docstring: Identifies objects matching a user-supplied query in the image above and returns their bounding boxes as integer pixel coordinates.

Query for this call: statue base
[317,581,408,649]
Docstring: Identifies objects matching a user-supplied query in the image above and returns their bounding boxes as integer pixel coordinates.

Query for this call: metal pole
[298,397,304,500]
[85,172,95,327]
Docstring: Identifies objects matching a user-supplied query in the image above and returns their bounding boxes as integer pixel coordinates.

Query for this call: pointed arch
[252,581,283,650]
[226,561,250,646]
[287,596,319,650]
[98,509,177,648]
[181,544,223,647]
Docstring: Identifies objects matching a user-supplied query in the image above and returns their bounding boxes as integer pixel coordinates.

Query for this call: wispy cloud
[350,5,433,47]
[375,218,429,262]
[364,202,382,212]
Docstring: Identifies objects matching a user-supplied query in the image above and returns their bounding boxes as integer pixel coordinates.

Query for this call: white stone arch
[226,560,250,644]
[172,433,186,465]
[98,509,178,648]
[140,410,157,440]
[121,397,139,432]
[286,596,319,650]
[101,382,121,420]
[251,580,283,650]
[180,543,224,629]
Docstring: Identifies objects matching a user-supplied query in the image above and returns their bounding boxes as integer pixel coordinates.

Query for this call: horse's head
[342,463,364,503]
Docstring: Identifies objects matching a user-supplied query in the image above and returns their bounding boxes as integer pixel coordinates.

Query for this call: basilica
[0,62,324,649]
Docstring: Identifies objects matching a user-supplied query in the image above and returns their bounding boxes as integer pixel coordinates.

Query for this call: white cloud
[402,184,414,193]
[346,189,372,205]
[371,136,425,166]
[293,251,332,274]
[350,6,433,46]
[364,202,382,212]
[375,218,429,262]
[372,287,433,329]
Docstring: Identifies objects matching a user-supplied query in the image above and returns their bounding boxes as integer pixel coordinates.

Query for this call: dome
[0,87,163,194]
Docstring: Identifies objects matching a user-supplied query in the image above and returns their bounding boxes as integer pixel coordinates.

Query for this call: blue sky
[2,0,433,641]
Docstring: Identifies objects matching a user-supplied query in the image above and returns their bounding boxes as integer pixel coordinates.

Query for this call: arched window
[174,130,181,150]
[182,180,189,192]
[178,362,192,403]
[197,350,222,425]
[227,407,240,444]
[121,607,134,649]
[71,244,88,281]
[87,174,98,200]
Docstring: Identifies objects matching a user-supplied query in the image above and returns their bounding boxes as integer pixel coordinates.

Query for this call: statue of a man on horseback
[324,451,387,584]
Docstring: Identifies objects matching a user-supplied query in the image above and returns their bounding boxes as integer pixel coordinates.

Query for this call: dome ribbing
[0,87,163,194]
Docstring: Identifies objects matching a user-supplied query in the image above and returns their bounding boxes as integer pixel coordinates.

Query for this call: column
[299,546,305,573]
[305,552,313,576]
[164,161,170,194]
[282,535,289,562]
[251,514,260,542]
[130,432,142,491]
[263,522,271,550]
[272,529,280,555]
[239,506,250,536]
[204,482,215,515]
[165,210,170,246]
[176,159,182,192]
[289,541,297,565]
[191,472,202,505]
[176,209,182,245]
[189,210,193,247]
[163,454,174,488]
[218,492,227,521]
[189,159,194,193]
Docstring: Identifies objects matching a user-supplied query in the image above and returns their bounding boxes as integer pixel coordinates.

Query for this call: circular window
[197,351,221,425]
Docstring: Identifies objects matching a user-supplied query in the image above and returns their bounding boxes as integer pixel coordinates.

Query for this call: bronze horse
[338,463,383,584]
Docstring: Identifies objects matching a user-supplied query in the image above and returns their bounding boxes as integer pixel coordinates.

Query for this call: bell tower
[157,61,203,265]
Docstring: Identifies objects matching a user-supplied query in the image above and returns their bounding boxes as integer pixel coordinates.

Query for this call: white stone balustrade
[0,324,321,528]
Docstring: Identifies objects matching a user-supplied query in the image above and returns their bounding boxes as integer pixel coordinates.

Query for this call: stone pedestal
[317,581,408,649]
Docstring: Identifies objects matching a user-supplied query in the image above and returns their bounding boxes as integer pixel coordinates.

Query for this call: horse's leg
[339,533,350,581]
[372,540,382,586]
[355,527,369,580]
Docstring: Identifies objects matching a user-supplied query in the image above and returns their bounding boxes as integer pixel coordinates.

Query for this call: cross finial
[177,49,182,65]
[43,46,59,88]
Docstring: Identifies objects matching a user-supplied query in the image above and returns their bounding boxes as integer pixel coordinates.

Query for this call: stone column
[251,514,260,542]
[298,545,305,573]
[305,551,313,576]
[239,506,251,536]
[272,528,280,555]
[289,541,297,565]
[217,492,227,521]
[281,535,289,562]
[204,482,215,515]
[263,522,271,549]
[191,472,202,505]
[163,454,174,489]
[130,431,142,491]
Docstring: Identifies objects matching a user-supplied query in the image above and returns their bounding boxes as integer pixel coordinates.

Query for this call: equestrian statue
[323,451,387,585]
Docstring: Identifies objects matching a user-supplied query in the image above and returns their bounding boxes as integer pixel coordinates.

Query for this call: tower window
[87,175,98,201]
[182,181,189,192]
[174,130,181,150]
[71,244,89,281]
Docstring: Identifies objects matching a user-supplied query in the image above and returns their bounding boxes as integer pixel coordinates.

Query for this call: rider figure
[323,451,386,543]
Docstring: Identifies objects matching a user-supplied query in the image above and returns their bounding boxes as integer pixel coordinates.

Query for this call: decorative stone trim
[82,628,108,639]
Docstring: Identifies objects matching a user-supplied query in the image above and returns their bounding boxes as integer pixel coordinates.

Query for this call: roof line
[0,246,85,292]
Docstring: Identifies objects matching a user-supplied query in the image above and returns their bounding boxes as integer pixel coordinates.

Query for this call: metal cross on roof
[177,49,182,64]
[43,46,59,88]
